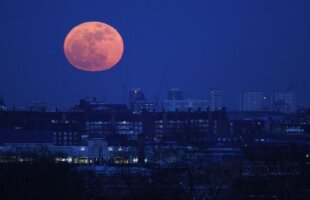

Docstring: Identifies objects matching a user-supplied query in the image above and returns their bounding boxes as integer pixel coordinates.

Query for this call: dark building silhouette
[271,91,296,113]
[168,88,183,100]
[0,97,6,111]
[128,88,155,113]
[129,88,146,104]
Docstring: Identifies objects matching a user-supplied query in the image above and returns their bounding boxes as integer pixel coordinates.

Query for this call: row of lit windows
[51,120,77,124]
[155,120,211,124]
[155,124,209,128]
[53,132,77,135]
[53,136,77,140]
[55,141,76,145]
[217,138,238,142]
[86,121,143,124]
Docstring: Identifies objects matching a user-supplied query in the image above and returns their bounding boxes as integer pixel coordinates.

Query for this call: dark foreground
[0,160,309,200]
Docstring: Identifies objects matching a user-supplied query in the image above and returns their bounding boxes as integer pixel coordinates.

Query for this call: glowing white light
[133,158,138,163]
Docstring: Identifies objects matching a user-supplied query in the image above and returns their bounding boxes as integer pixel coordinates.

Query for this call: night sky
[1,0,310,110]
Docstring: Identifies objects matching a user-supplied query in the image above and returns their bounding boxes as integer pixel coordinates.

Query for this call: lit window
[133,158,138,163]
[67,157,72,163]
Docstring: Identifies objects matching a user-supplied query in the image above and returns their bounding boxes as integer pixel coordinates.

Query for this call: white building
[240,92,269,111]
[208,89,222,111]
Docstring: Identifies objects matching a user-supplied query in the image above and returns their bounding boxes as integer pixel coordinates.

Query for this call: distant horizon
[0,89,303,111]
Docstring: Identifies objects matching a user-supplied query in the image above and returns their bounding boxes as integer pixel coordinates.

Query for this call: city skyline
[0,88,299,113]
[1,1,310,199]
[1,0,310,109]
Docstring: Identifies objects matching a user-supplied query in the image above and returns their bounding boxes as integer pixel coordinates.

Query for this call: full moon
[64,21,124,72]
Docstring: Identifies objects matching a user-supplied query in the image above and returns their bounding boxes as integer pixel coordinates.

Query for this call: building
[153,111,229,137]
[71,98,129,113]
[128,88,154,114]
[131,101,156,114]
[52,131,82,146]
[0,130,53,147]
[208,89,222,111]
[271,92,296,113]
[88,137,109,165]
[163,99,208,112]
[240,92,269,111]
[0,97,6,111]
[129,88,146,105]
[27,101,47,112]
[168,88,183,100]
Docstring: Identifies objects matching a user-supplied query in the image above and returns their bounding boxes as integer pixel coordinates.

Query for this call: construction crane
[155,65,168,111]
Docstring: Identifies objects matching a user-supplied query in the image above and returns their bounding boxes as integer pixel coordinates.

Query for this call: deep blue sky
[1,0,310,109]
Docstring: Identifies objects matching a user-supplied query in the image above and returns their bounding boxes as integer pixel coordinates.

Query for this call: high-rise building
[164,89,209,112]
[240,92,269,111]
[168,88,183,100]
[208,89,222,111]
[163,99,208,112]
[271,92,296,113]
[129,88,155,114]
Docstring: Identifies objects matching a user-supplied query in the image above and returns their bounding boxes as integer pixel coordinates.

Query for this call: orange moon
[64,21,124,72]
